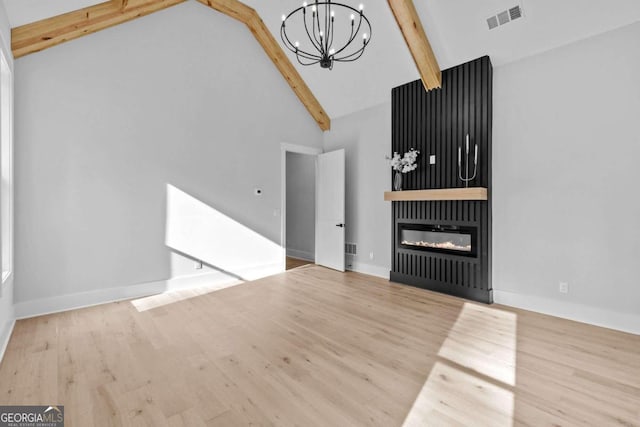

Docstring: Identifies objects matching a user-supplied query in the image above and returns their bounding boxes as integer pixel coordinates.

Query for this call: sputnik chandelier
[280,1,372,70]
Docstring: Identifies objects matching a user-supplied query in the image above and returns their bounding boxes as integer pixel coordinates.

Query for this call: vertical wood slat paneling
[390,56,492,304]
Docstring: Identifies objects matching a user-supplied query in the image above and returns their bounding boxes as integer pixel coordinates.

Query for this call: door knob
[336,223,345,228]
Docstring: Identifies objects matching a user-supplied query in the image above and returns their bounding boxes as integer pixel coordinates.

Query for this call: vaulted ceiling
[3,0,640,120]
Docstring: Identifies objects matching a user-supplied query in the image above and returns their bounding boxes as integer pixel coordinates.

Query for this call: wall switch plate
[369,252,374,260]
[429,155,436,165]
[195,261,203,270]
[559,282,569,294]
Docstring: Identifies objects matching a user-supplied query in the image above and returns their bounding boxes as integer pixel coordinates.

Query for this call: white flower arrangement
[387,148,420,173]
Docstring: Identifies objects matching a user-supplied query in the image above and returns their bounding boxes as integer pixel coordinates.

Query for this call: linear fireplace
[399,223,477,257]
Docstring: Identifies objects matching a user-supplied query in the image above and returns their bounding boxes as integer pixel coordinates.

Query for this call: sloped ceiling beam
[11,0,330,131]
[11,0,185,58]
[387,0,441,91]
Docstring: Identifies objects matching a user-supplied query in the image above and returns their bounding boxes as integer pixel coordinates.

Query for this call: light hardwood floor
[286,256,313,270]
[0,265,639,426]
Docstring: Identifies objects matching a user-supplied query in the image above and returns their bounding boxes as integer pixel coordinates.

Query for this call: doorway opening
[281,144,321,271]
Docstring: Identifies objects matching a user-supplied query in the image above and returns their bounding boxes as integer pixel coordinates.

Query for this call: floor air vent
[487,4,524,30]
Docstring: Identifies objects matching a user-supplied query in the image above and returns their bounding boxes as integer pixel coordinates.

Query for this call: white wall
[0,2,9,53]
[0,0,14,359]
[285,152,315,261]
[323,102,391,278]
[493,22,640,333]
[13,2,322,310]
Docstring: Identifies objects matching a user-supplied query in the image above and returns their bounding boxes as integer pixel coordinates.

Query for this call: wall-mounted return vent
[487,4,523,30]
[345,242,357,256]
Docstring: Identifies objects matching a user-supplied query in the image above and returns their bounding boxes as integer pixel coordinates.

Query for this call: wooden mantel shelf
[384,187,488,201]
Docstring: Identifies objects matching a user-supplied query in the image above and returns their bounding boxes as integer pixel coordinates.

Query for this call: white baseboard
[0,318,15,365]
[286,248,315,262]
[347,260,390,280]
[15,263,282,320]
[14,279,171,320]
[494,290,640,335]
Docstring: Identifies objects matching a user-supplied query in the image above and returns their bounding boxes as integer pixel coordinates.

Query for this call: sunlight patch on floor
[402,361,515,427]
[130,279,243,312]
[403,302,517,426]
[438,302,517,386]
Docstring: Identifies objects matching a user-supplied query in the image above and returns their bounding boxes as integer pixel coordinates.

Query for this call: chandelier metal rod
[304,9,323,54]
[281,24,323,61]
[334,48,366,62]
[311,9,321,52]
[328,7,335,52]
[324,2,331,54]
[331,12,364,58]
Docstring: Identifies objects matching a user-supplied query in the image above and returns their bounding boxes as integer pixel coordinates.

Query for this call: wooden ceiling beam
[11,0,186,59]
[194,0,254,23]
[11,0,331,131]
[387,0,441,91]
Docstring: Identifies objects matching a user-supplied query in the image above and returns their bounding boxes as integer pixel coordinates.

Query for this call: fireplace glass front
[399,223,477,257]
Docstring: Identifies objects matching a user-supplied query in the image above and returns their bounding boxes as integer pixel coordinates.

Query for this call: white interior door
[315,149,345,272]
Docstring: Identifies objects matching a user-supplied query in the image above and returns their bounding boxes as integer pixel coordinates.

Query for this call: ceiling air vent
[487,4,524,30]
[509,5,523,20]
[497,10,510,25]
[487,16,499,30]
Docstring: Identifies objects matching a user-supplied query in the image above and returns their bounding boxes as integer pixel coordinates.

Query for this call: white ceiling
[417,0,640,68]
[3,0,640,119]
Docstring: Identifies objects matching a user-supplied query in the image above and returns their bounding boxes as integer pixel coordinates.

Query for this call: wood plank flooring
[0,265,639,426]
[286,257,313,270]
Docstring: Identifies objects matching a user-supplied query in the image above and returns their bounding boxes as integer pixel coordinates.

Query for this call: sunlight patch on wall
[165,184,283,279]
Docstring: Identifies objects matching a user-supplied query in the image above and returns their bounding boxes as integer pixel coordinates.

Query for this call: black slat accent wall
[390,56,493,303]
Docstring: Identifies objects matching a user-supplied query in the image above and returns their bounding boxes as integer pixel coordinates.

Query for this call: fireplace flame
[402,240,472,252]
